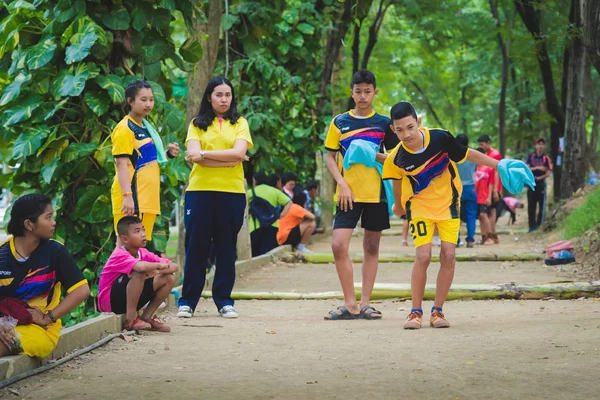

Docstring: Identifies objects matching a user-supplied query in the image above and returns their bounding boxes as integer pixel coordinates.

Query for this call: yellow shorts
[16,321,61,359]
[409,218,460,248]
[113,213,157,240]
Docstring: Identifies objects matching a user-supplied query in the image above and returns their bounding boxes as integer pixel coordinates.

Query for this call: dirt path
[4,299,600,400]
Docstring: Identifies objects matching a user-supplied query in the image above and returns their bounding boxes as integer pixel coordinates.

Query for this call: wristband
[47,309,57,323]
[122,191,133,197]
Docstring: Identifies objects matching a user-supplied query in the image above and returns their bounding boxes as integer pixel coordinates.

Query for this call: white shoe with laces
[219,305,239,318]
[177,305,193,318]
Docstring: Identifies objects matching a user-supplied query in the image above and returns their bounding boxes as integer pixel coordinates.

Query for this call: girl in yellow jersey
[111,81,180,246]
[177,77,253,319]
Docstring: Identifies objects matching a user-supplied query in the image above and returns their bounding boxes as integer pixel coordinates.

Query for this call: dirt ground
[3,299,600,400]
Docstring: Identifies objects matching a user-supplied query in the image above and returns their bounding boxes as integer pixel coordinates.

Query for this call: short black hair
[125,80,152,104]
[456,134,469,147]
[292,186,307,207]
[269,173,281,188]
[351,70,376,89]
[117,216,143,236]
[281,172,298,186]
[7,194,52,237]
[477,135,491,143]
[306,180,319,191]
[390,101,418,121]
[253,171,270,186]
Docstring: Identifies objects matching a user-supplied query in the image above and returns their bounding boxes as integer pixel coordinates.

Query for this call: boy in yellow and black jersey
[383,102,500,330]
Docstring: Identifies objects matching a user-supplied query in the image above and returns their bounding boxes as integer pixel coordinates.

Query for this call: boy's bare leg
[299,220,317,245]
[140,274,177,320]
[328,228,359,316]
[402,220,409,246]
[479,212,492,243]
[411,243,433,310]
[126,271,147,322]
[359,230,381,309]
[434,241,456,309]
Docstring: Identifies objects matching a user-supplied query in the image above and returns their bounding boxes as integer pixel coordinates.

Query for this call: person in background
[304,180,325,234]
[281,172,298,198]
[270,173,283,190]
[110,81,179,251]
[475,148,494,245]
[248,172,292,256]
[525,138,552,232]
[276,187,316,252]
[455,134,477,248]
[178,76,252,319]
[0,194,89,358]
[477,134,502,244]
[496,197,524,225]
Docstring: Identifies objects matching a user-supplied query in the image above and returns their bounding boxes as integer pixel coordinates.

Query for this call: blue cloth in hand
[498,159,536,194]
[343,140,394,216]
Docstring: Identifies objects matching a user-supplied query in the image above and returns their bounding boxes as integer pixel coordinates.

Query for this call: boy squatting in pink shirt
[98,216,178,332]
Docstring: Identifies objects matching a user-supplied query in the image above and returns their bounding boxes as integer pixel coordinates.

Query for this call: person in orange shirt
[277,188,316,252]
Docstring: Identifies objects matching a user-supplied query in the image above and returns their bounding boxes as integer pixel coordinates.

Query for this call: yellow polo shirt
[186,117,253,193]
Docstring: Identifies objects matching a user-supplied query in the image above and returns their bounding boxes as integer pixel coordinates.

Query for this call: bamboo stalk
[197,281,600,301]
[300,252,542,264]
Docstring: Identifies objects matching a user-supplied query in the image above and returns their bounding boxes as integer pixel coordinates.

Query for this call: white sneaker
[219,305,238,318]
[177,305,193,318]
[432,236,442,247]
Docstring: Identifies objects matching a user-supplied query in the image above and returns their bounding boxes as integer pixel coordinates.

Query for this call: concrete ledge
[0,314,122,380]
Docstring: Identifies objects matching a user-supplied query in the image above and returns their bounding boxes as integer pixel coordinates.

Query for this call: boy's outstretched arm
[467,149,500,169]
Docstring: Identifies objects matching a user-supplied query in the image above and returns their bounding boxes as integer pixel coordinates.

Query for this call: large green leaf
[65,32,98,64]
[148,81,166,105]
[53,0,85,23]
[94,74,124,104]
[7,0,36,11]
[222,14,239,31]
[90,194,112,222]
[25,36,57,70]
[142,36,168,64]
[102,6,130,30]
[11,125,50,159]
[3,94,42,127]
[41,155,59,184]
[51,64,94,98]
[61,142,97,163]
[45,98,69,120]
[289,33,304,47]
[143,61,162,82]
[179,38,204,63]
[84,90,109,116]
[74,186,107,224]
[151,9,173,29]
[162,102,184,132]
[132,6,149,31]
[0,71,31,107]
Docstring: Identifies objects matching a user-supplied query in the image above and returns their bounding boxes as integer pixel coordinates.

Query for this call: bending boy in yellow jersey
[383,102,500,329]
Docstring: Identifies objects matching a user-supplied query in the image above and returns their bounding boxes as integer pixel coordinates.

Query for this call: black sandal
[324,306,359,321]
[360,305,383,320]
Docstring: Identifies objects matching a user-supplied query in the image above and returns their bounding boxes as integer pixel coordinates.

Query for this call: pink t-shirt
[97,247,168,312]
[503,197,520,211]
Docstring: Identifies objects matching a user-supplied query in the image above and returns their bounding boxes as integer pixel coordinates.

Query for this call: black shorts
[333,202,390,231]
[490,192,502,209]
[283,225,302,247]
[110,274,156,314]
[478,204,490,214]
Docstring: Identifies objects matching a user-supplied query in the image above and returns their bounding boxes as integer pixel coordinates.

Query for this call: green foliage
[0,0,199,326]
[220,0,339,182]
[564,187,600,239]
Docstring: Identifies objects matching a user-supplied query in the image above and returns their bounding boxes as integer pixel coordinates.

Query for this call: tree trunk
[583,0,600,74]
[514,0,565,200]
[489,0,509,158]
[317,0,353,115]
[589,95,600,170]
[177,0,223,268]
[561,0,587,198]
[360,0,393,70]
[347,0,374,111]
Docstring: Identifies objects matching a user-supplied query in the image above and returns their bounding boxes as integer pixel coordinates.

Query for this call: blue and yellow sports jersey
[0,237,87,312]
[382,128,468,221]
[325,110,399,203]
[111,116,161,215]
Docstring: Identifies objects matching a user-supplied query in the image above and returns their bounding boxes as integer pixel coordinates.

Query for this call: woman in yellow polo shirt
[178,77,253,319]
